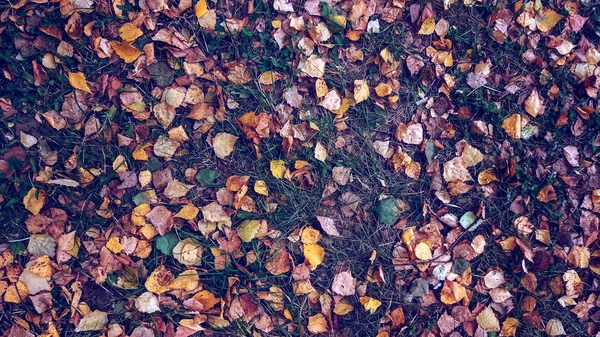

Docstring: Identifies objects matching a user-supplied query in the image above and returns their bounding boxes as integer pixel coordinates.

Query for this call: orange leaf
[109,41,142,63]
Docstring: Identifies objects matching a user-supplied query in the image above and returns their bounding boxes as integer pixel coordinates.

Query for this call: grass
[1,0,599,336]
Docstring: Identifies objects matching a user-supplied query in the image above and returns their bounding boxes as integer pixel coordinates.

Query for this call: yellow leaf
[195,0,208,19]
[502,114,521,139]
[359,296,382,314]
[418,17,436,35]
[131,204,151,226]
[270,160,287,179]
[106,237,123,254]
[238,220,261,242]
[119,23,143,42]
[375,83,392,97]
[175,205,199,220]
[254,180,268,196]
[353,79,369,103]
[304,243,325,267]
[24,187,46,215]
[535,8,564,32]
[170,269,199,291]
[315,78,328,98]
[109,41,142,63]
[132,144,149,161]
[271,20,282,28]
[145,265,174,294]
[333,301,354,315]
[301,227,321,244]
[283,309,293,319]
[414,242,432,260]
[500,317,519,337]
[68,72,92,93]
[258,71,283,85]
[4,281,28,303]
[307,314,328,334]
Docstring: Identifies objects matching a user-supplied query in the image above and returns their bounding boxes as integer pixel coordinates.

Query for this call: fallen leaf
[359,296,382,314]
[316,216,340,237]
[238,220,261,242]
[304,243,325,267]
[302,55,326,78]
[24,188,46,215]
[353,80,369,103]
[258,71,283,85]
[68,72,92,93]
[524,88,544,117]
[477,306,500,332]
[418,17,435,35]
[307,314,328,334]
[213,132,238,159]
[536,8,564,32]
[119,23,143,42]
[546,318,566,336]
[502,114,522,139]
[332,271,355,296]
[254,180,268,196]
[270,160,287,179]
[315,79,328,98]
[314,142,327,162]
[319,90,342,111]
[333,301,354,315]
[75,310,108,332]
[195,0,208,18]
[135,292,161,313]
[500,317,519,337]
[109,41,142,63]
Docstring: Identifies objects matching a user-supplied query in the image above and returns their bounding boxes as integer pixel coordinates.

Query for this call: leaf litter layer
[1,0,600,336]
